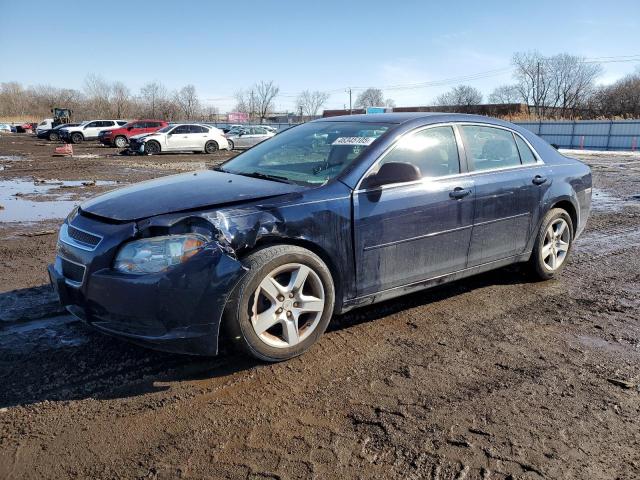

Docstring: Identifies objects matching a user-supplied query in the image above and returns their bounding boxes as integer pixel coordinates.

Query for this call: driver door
[353,125,475,296]
[165,125,192,150]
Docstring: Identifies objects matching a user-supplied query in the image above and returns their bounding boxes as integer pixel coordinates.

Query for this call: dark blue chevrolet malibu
[49,113,592,361]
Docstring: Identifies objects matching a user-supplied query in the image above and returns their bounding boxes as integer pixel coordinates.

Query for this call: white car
[36,118,54,135]
[60,119,127,144]
[0,123,12,133]
[128,123,231,155]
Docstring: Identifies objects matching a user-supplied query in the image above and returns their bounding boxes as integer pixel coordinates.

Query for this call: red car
[99,120,168,148]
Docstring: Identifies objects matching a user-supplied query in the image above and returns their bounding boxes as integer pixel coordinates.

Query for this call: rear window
[514,135,537,164]
[461,125,521,171]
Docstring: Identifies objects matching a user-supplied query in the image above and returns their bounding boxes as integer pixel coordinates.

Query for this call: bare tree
[83,74,113,117]
[233,89,257,119]
[384,98,396,109]
[512,51,601,117]
[548,53,602,117]
[253,81,279,121]
[0,82,29,117]
[295,90,329,117]
[488,84,522,104]
[435,85,483,106]
[111,82,132,119]
[590,70,640,117]
[139,81,167,118]
[175,84,201,120]
[355,88,385,108]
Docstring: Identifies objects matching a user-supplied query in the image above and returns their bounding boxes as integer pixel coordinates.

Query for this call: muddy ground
[0,134,639,479]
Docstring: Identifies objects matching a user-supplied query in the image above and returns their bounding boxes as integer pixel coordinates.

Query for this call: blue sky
[1,0,638,112]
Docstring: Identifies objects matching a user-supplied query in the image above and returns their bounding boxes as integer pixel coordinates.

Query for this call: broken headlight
[114,234,208,274]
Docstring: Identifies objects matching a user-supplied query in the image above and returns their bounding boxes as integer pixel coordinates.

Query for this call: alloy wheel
[542,218,570,270]
[250,263,325,348]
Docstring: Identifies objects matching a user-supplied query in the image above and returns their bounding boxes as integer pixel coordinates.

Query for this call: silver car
[226,126,275,150]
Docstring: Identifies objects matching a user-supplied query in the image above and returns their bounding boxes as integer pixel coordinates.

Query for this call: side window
[85,121,99,128]
[514,134,537,165]
[255,127,267,135]
[103,121,115,127]
[379,126,460,178]
[173,125,189,134]
[461,125,521,171]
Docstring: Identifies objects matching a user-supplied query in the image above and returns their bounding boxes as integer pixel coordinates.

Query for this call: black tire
[71,132,84,144]
[224,245,335,362]
[205,140,218,154]
[48,131,60,142]
[114,136,128,148]
[528,208,574,280]
[227,139,234,150]
[145,140,161,155]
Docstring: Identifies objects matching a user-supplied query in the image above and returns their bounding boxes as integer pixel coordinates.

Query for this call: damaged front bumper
[48,216,247,356]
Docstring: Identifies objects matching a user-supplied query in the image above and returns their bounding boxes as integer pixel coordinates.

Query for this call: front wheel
[224,245,335,362]
[49,131,60,142]
[144,141,161,155]
[529,208,574,280]
[227,139,234,150]
[114,136,128,148]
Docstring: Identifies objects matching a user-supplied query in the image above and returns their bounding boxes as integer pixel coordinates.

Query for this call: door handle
[449,187,471,199]
[532,175,547,185]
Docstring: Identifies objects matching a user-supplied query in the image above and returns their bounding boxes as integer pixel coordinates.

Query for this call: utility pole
[346,87,352,115]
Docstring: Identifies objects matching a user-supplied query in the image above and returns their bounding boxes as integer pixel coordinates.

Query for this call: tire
[227,139,234,150]
[204,140,218,154]
[528,208,574,280]
[144,140,161,155]
[224,245,335,362]
[71,132,84,144]
[48,131,60,142]
[114,136,128,148]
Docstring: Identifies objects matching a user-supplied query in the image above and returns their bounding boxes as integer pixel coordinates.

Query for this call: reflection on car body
[49,113,592,362]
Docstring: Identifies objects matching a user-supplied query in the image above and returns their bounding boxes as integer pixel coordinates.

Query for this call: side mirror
[362,162,421,189]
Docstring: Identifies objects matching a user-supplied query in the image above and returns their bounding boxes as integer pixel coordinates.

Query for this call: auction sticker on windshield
[332,137,377,146]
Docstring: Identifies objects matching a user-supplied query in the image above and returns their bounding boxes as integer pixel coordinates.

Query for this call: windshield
[156,125,173,133]
[220,121,390,185]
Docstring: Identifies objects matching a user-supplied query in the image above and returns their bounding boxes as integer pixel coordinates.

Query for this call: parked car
[60,120,127,144]
[0,123,11,133]
[127,123,230,154]
[226,126,275,150]
[99,120,168,148]
[48,113,591,361]
[37,122,82,141]
[36,118,54,136]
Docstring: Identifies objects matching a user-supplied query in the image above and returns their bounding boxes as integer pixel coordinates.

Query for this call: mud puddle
[0,314,88,354]
[591,187,640,213]
[0,178,117,222]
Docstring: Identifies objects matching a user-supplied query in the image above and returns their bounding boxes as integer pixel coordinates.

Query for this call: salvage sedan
[49,113,592,361]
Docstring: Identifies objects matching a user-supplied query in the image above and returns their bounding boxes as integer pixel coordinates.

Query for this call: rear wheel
[205,140,218,154]
[224,245,335,362]
[529,208,573,280]
[71,132,83,144]
[114,136,128,148]
[145,140,161,155]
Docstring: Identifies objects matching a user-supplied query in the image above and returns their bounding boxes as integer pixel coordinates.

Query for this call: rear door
[354,125,475,296]
[459,124,546,266]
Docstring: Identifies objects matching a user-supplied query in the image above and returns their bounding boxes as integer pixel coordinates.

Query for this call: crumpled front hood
[80,170,305,221]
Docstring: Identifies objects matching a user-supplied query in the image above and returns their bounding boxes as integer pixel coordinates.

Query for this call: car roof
[312,112,512,126]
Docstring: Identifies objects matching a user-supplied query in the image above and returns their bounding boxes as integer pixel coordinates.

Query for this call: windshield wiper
[232,171,293,184]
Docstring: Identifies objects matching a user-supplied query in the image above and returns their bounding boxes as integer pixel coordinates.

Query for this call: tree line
[2,52,639,121]
[0,75,209,122]
[435,52,640,118]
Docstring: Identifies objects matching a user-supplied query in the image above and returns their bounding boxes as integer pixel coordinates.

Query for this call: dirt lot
[1,134,639,479]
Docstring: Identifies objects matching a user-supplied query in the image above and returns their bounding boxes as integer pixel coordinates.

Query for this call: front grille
[67,225,101,247]
[61,258,85,284]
